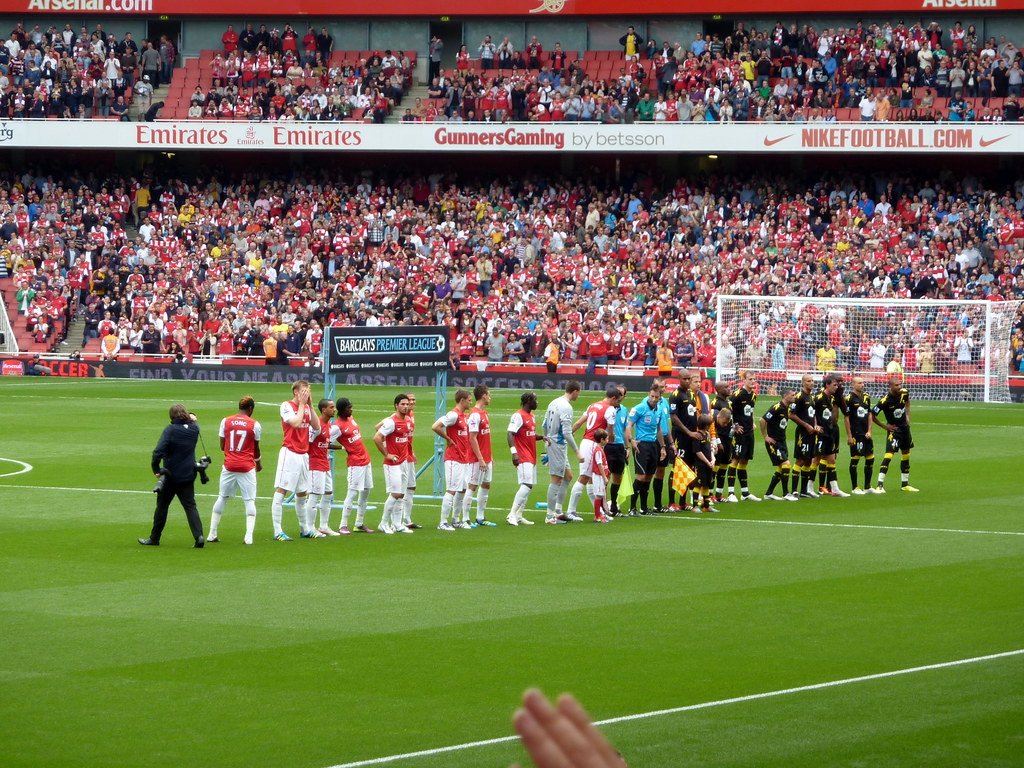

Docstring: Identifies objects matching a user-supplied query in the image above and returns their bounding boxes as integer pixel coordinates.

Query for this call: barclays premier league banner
[325,327,450,373]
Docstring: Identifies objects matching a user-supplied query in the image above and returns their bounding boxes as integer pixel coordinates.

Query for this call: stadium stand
[1,166,1022,370]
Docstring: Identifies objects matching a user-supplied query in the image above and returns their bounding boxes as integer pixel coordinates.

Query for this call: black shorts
[682,437,701,468]
[815,432,837,457]
[696,462,713,489]
[794,431,815,461]
[732,431,755,462]
[605,443,627,475]
[765,440,789,467]
[672,430,688,452]
[658,441,675,468]
[633,441,661,476]
[850,436,874,458]
[716,438,733,466]
[886,427,914,455]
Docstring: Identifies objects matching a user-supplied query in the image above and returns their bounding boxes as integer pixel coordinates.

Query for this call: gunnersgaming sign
[325,326,449,372]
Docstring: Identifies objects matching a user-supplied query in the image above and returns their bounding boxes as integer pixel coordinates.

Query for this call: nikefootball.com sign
[0,121,1019,154]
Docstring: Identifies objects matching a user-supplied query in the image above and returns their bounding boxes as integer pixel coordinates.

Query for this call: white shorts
[592,474,607,499]
[347,463,374,492]
[578,439,596,477]
[403,460,417,489]
[218,469,257,501]
[274,448,309,493]
[467,460,493,487]
[516,462,537,486]
[547,443,569,476]
[383,464,405,495]
[444,459,467,492]
[310,468,334,495]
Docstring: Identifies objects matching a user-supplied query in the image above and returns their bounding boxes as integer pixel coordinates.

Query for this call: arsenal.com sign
[13,0,1023,14]
[1,121,1021,154]
[325,326,450,373]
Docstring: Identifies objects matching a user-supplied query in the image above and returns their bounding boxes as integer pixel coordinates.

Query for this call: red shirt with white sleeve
[220,414,262,472]
[280,399,313,454]
[508,408,538,464]
[467,406,492,463]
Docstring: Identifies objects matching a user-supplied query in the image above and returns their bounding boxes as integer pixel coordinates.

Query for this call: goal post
[714,295,1023,403]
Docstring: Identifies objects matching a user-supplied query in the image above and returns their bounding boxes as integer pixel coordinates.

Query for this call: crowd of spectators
[0,21,172,119]
[1,163,1023,375]
[412,20,1024,124]
[179,24,413,122]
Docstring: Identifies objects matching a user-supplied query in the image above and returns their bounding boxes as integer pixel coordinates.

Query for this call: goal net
[714,295,1023,403]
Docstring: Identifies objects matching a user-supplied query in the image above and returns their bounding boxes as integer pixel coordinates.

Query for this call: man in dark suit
[139,404,207,547]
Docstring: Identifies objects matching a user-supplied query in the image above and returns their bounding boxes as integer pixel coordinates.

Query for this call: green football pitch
[1,378,1022,768]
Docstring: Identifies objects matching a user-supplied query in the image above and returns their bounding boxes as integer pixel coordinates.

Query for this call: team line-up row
[139,369,917,546]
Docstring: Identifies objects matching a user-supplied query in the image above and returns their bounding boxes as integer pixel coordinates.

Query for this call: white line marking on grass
[0,458,32,478]
[1,484,1022,537]
[653,514,1024,537]
[324,648,1024,768]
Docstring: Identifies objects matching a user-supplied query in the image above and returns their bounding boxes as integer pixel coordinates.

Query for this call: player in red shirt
[506,391,548,526]
[208,396,262,545]
[272,379,318,541]
[373,393,413,534]
[466,384,498,527]
[591,429,612,523]
[335,397,375,534]
[432,389,473,531]
[309,399,342,537]
[402,392,421,529]
[565,385,622,521]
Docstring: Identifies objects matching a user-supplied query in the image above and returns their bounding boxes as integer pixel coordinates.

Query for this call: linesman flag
[616,459,634,509]
[671,456,696,495]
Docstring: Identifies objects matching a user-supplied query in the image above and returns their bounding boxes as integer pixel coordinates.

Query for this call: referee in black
[139,404,206,548]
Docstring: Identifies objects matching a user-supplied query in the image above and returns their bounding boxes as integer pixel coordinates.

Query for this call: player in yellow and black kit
[709,382,732,500]
[844,376,878,495]
[789,374,821,497]
[811,374,849,497]
[871,376,919,493]
[759,389,798,501]
[725,371,759,502]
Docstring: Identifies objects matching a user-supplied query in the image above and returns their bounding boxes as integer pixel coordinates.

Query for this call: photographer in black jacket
[139,404,208,548]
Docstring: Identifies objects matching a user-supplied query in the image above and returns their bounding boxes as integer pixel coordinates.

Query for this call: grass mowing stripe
[2,483,1024,536]
[324,648,1024,768]
[653,514,1024,537]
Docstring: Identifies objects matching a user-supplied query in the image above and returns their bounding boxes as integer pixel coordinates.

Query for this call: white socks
[476,487,490,521]
[341,488,358,527]
[209,496,226,538]
[271,491,285,535]
[295,495,310,534]
[440,493,454,524]
[318,493,333,530]
[243,499,256,545]
[356,489,369,526]
[566,481,585,515]
[404,491,414,524]
[511,485,531,520]
[213,496,257,544]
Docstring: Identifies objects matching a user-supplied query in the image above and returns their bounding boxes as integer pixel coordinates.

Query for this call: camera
[196,456,211,485]
[152,468,168,494]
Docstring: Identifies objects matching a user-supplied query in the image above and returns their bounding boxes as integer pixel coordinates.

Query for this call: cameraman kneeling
[139,404,208,548]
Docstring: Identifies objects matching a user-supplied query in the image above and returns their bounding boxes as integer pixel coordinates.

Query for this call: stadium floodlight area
[715,295,1023,402]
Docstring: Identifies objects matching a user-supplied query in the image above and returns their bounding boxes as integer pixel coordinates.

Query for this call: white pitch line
[324,648,1024,768]
[1,483,1022,537]
[654,514,1024,537]
[0,458,33,478]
